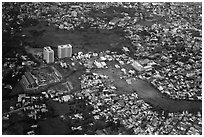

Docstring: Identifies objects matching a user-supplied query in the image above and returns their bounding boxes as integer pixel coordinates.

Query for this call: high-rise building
[58,45,66,59]
[43,47,54,63]
[43,47,47,60]
[67,44,72,57]
[58,44,72,59]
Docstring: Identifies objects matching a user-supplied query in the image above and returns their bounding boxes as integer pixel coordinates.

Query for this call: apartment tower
[58,44,72,59]
[43,46,54,63]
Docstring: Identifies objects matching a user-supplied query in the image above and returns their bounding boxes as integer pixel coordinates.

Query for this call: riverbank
[94,66,202,113]
[130,78,201,112]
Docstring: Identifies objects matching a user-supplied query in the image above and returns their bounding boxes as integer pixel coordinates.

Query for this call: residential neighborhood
[2,2,202,135]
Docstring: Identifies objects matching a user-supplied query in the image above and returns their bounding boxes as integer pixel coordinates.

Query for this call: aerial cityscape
[2,2,202,135]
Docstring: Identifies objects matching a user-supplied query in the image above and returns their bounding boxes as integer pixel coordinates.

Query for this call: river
[130,78,202,112]
[95,67,202,113]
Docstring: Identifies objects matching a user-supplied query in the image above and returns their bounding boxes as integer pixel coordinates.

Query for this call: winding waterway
[95,67,202,113]
[129,78,202,112]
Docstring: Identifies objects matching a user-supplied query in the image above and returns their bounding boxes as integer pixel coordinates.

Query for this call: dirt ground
[22,23,129,54]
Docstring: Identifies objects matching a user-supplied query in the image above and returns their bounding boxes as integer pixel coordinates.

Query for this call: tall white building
[58,45,66,59]
[58,44,72,59]
[67,44,72,57]
[43,47,54,63]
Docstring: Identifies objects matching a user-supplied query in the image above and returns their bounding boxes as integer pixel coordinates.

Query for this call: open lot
[22,23,128,54]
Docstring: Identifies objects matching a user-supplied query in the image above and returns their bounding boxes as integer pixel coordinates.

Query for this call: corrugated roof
[109,17,120,25]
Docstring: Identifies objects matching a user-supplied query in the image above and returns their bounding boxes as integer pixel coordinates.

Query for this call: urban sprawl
[2,2,202,135]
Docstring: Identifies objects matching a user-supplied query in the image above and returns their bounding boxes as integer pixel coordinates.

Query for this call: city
[2,2,202,135]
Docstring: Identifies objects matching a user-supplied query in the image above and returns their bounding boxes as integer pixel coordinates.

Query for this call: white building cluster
[43,44,72,63]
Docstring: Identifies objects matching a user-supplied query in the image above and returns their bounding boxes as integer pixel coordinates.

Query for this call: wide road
[95,66,202,113]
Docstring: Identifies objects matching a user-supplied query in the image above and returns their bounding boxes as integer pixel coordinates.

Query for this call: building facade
[132,60,144,71]
[67,44,72,57]
[58,45,66,59]
[43,47,54,63]
[58,44,72,59]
